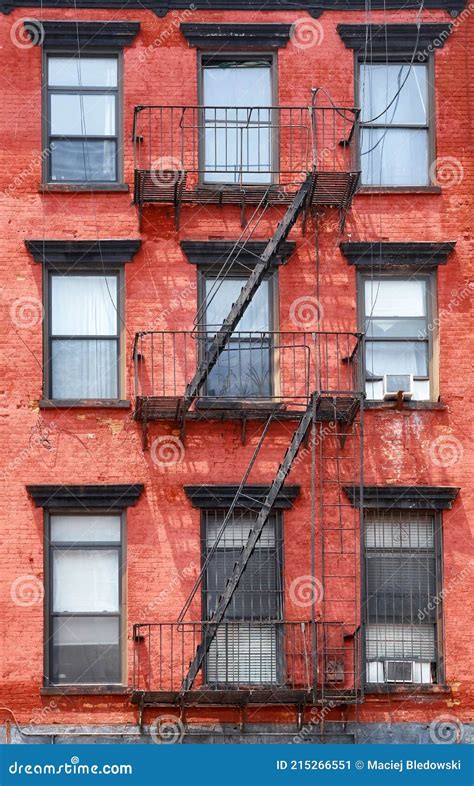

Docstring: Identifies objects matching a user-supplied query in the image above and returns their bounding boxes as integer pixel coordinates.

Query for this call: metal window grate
[364,511,439,685]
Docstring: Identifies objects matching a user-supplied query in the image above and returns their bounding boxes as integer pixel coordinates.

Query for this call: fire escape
[131,90,365,725]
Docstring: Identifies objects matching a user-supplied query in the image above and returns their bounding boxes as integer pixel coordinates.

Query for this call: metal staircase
[181,394,319,690]
[181,173,315,417]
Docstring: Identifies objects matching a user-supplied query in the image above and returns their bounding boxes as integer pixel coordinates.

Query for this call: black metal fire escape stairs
[172,172,325,691]
[179,172,316,424]
[180,394,318,691]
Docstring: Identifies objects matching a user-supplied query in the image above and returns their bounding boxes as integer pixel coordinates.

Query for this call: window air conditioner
[383,374,413,401]
[367,660,433,685]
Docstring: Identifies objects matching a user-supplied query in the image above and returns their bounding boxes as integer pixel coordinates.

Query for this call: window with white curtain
[358,61,431,186]
[203,510,282,685]
[48,514,122,685]
[362,275,433,400]
[364,512,440,685]
[47,55,119,182]
[201,274,272,398]
[49,272,120,400]
[202,57,273,184]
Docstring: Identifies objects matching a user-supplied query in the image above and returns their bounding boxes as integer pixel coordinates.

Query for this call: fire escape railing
[133,330,363,414]
[133,104,359,181]
[132,621,361,700]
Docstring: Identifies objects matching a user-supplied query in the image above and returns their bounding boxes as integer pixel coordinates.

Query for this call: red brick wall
[0,5,473,730]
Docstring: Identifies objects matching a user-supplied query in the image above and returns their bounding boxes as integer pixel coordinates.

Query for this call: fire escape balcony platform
[133,330,364,427]
[131,688,362,707]
[134,394,361,425]
[134,171,360,211]
[132,103,361,217]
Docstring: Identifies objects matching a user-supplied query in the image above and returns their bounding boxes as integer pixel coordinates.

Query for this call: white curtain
[48,56,117,88]
[51,94,116,137]
[360,63,429,186]
[51,275,118,399]
[53,549,119,613]
[51,514,121,543]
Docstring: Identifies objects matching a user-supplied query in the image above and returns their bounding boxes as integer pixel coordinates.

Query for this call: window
[358,60,431,186]
[47,272,120,400]
[203,510,282,685]
[362,275,434,400]
[200,273,273,398]
[364,511,441,685]
[47,514,123,685]
[46,55,119,183]
[201,56,273,184]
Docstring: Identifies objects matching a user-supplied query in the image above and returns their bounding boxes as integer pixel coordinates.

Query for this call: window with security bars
[364,512,441,685]
[202,510,283,686]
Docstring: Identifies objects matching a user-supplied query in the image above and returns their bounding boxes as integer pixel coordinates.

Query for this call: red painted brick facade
[0,2,473,739]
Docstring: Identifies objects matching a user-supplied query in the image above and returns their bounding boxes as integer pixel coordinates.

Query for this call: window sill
[41,685,130,696]
[365,400,446,411]
[40,183,129,193]
[357,186,442,195]
[364,684,450,697]
[39,399,131,410]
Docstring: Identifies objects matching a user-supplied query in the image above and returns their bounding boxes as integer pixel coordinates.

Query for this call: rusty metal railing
[133,330,363,409]
[132,620,361,699]
[133,103,359,189]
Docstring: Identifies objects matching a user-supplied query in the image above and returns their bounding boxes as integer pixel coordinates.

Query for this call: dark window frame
[355,53,436,188]
[44,509,127,688]
[200,508,285,686]
[43,265,125,403]
[197,51,278,187]
[357,269,438,401]
[42,50,124,186]
[197,265,279,400]
[362,509,445,689]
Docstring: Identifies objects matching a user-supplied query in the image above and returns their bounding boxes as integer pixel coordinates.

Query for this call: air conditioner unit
[367,660,432,684]
[383,374,413,401]
[385,659,413,683]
